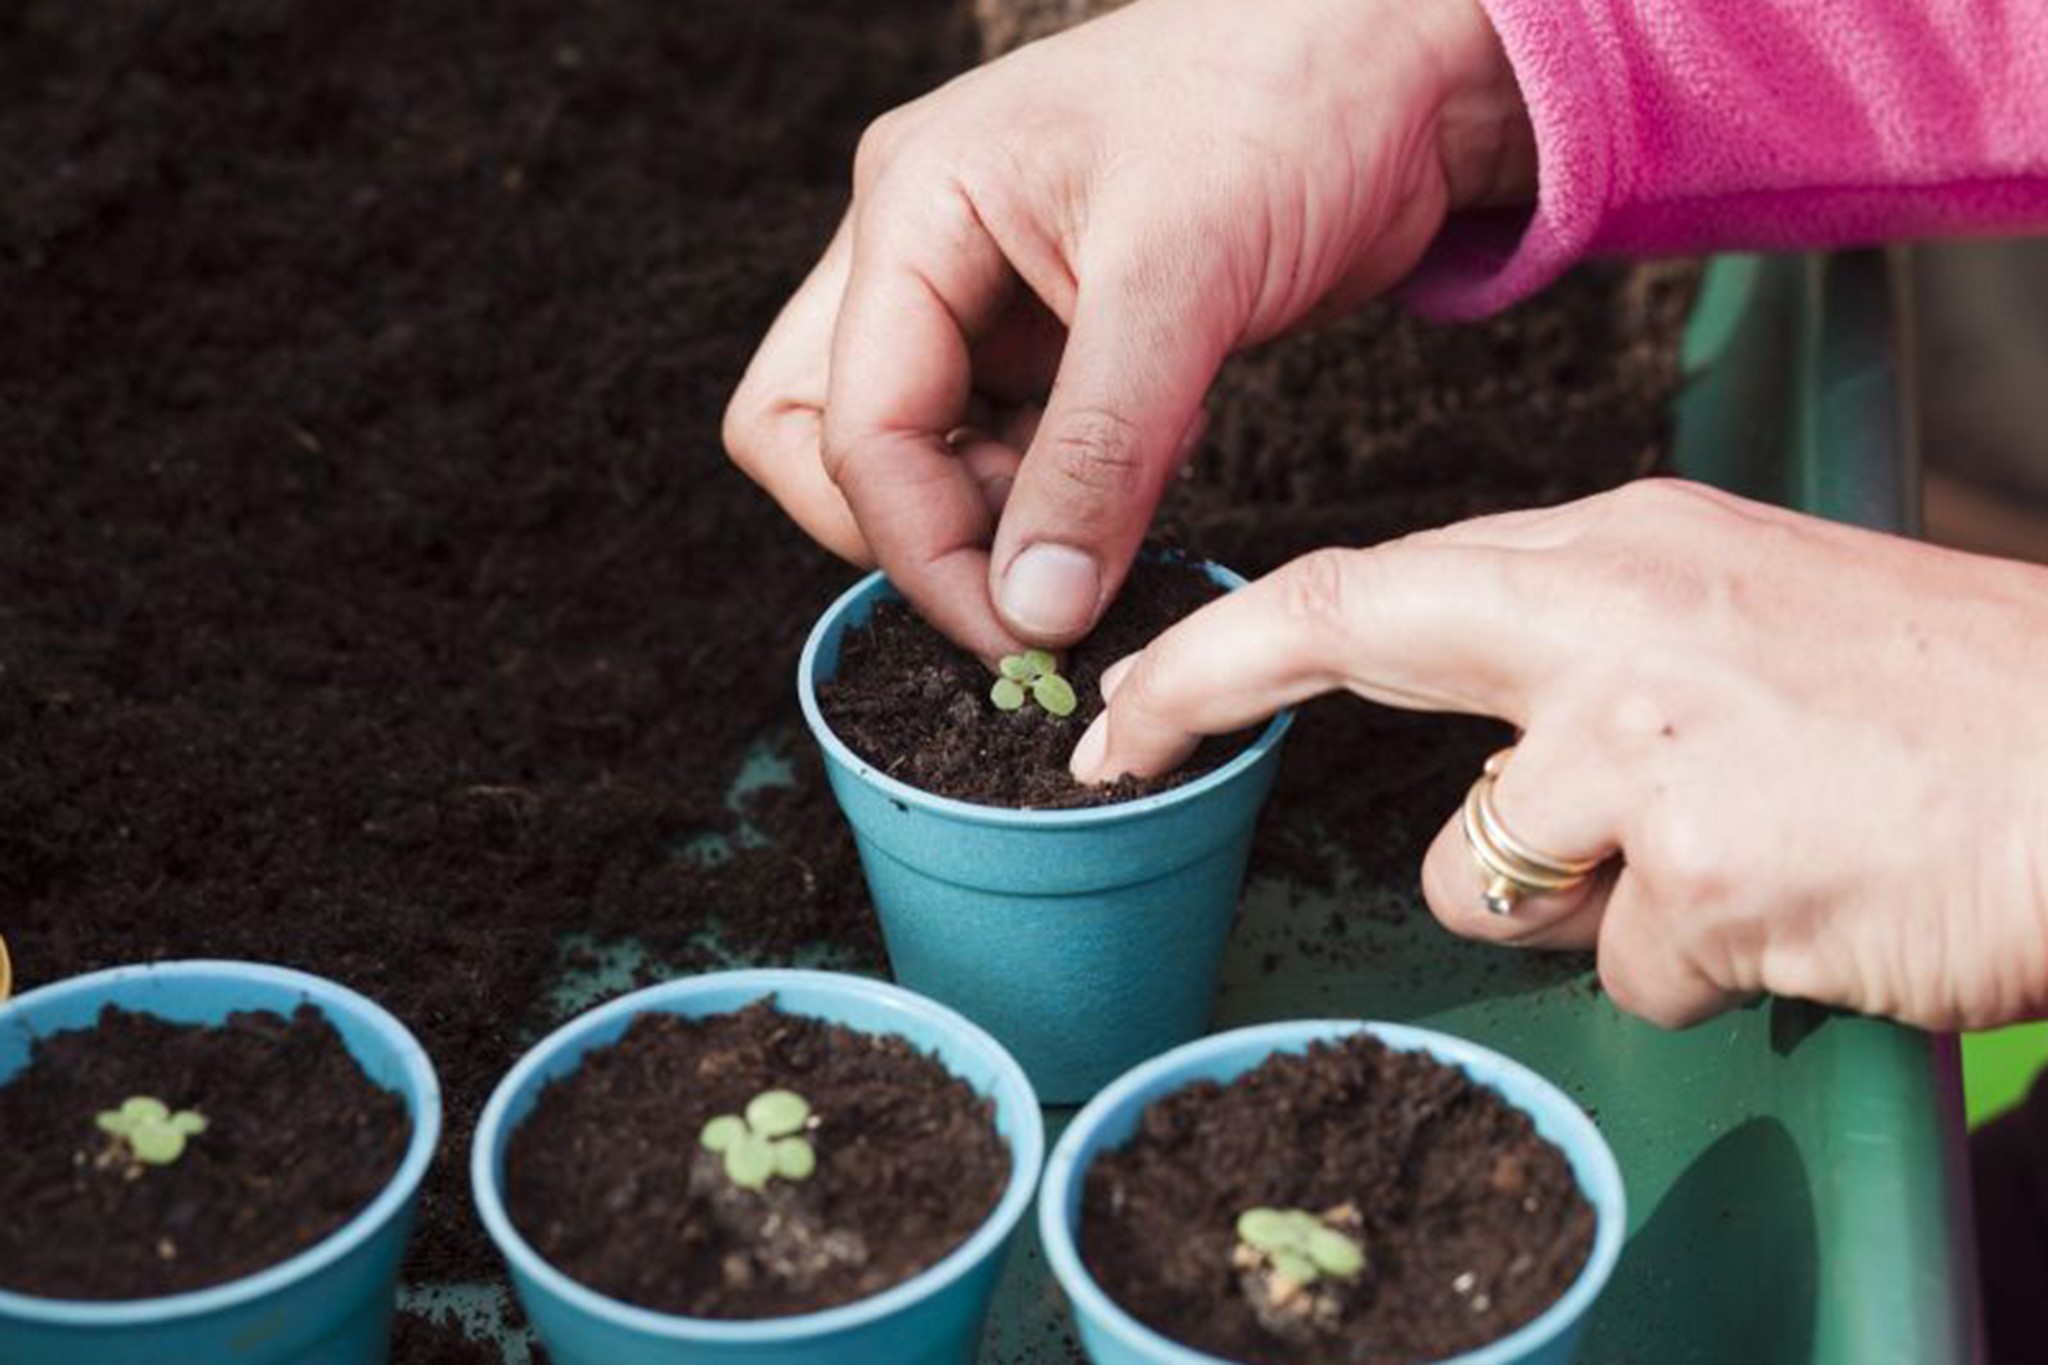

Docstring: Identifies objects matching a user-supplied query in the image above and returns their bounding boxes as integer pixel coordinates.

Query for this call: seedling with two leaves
[991,650,1077,718]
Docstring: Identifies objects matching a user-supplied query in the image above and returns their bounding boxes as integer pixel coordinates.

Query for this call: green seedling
[96,1096,209,1166]
[990,649,1077,718]
[700,1088,817,1191]
[1236,1207,1366,1286]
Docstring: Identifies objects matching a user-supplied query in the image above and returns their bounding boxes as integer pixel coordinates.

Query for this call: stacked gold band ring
[1461,749,1603,916]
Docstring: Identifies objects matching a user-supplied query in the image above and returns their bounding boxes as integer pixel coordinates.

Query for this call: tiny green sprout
[991,652,1078,719]
[700,1089,816,1191]
[1235,1207,1365,1285]
[96,1096,208,1167]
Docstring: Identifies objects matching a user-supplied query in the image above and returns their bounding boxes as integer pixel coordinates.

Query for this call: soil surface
[820,554,1256,808]
[0,1004,411,1299]
[0,0,1695,1340]
[1080,1033,1596,1365]
[503,998,1009,1317]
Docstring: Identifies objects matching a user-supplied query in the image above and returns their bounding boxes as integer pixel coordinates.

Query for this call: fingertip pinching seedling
[990,650,1077,718]
[96,1095,209,1166]
[1235,1207,1366,1288]
[700,1088,818,1191]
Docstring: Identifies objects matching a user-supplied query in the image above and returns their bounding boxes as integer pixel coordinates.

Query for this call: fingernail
[1100,655,1137,702]
[1069,713,1110,783]
[999,543,1100,640]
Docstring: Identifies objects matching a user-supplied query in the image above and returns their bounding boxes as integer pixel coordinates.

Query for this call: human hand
[724,0,1532,660]
[1071,480,2048,1030]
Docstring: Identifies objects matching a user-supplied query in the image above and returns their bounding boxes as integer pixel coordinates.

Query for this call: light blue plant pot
[1040,1020,1626,1365]
[472,968,1044,1365]
[0,960,442,1365]
[797,564,1292,1103]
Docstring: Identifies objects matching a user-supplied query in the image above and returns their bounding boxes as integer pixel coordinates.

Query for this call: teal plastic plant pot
[0,961,442,1365]
[1039,1020,1626,1365]
[471,968,1045,1365]
[797,566,1294,1103]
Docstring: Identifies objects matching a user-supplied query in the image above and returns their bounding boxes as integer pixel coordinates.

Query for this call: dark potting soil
[503,998,1009,1318]
[820,554,1257,808]
[0,1004,411,1300]
[0,0,1695,1319]
[1080,1033,1596,1365]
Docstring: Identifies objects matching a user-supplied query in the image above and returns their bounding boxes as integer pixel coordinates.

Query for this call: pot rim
[471,967,1046,1344]
[1037,1018,1628,1365]
[0,959,443,1326]
[797,561,1294,830]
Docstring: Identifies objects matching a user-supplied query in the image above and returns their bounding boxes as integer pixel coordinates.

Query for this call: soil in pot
[1080,1033,1596,1365]
[819,552,1258,809]
[502,997,1009,1318]
[0,1004,412,1300]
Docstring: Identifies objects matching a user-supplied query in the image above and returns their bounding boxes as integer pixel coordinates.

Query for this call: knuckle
[1595,953,1647,1019]
[1042,406,1145,500]
[1627,811,1728,910]
[720,388,766,475]
[1110,652,1169,723]
[1277,548,1358,636]
[853,109,911,189]
[1580,675,1679,761]
[1541,537,1719,644]
[1588,541,1712,618]
[816,420,857,488]
[1590,479,1743,564]
[1610,476,1711,519]
[1596,951,1686,1029]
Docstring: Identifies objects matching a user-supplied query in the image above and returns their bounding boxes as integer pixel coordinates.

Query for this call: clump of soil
[819,554,1257,809]
[0,1004,412,1300]
[503,998,1010,1318]
[1080,1032,1595,1365]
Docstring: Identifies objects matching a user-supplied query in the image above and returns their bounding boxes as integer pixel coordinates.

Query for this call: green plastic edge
[1674,251,1975,1365]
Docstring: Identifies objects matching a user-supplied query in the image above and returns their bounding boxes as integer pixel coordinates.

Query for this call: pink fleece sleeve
[1407,0,2048,319]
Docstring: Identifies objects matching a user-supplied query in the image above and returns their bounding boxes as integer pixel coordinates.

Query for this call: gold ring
[1461,749,1603,916]
[0,933,11,1003]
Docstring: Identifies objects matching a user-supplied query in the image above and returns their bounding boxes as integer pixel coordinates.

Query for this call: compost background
[0,0,1692,1358]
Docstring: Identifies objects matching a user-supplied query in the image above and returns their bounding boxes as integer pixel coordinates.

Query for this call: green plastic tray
[417,252,1978,1363]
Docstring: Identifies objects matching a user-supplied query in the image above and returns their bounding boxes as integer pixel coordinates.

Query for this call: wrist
[1412,0,1536,210]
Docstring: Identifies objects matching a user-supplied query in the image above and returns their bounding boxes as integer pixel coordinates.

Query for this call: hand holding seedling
[700,1089,818,1191]
[96,1096,208,1166]
[724,0,1532,661]
[1074,479,2048,1034]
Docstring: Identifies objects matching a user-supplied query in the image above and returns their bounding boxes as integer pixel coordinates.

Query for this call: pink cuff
[1405,0,2048,319]
[1403,0,1613,321]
